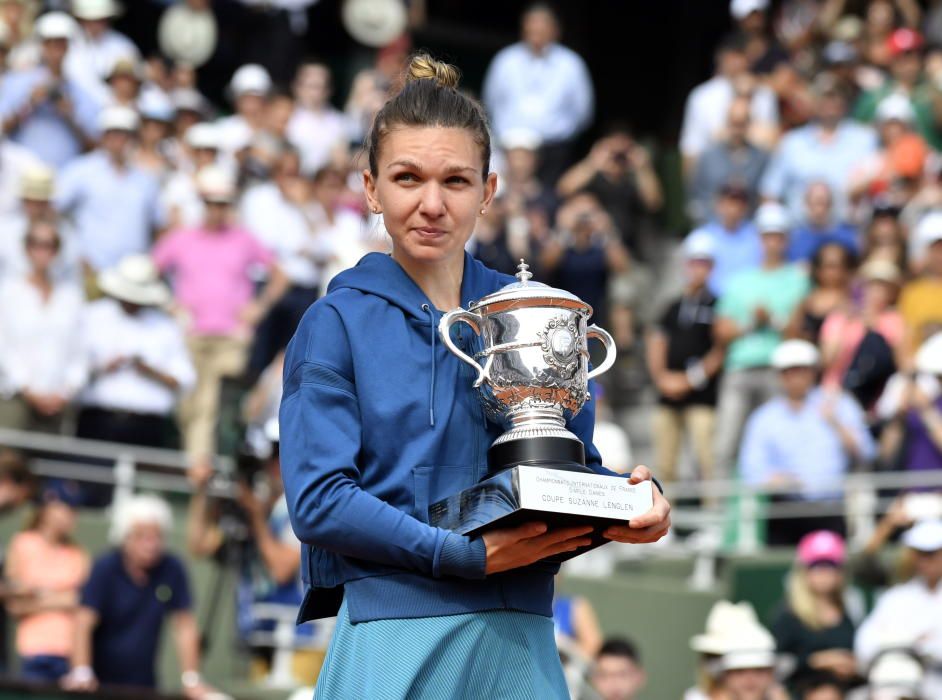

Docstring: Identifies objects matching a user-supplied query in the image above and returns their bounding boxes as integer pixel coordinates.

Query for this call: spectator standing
[65,0,140,105]
[4,492,88,684]
[0,11,100,168]
[62,495,218,698]
[788,182,860,264]
[161,122,219,230]
[588,637,646,700]
[557,126,662,258]
[855,520,942,699]
[483,3,594,185]
[713,203,810,477]
[820,258,904,407]
[877,333,942,476]
[771,531,860,692]
[739,341,875,544]
[899,212,942,361]
[760,74,877,223]
[55,106,163,275]
[685,182,762,297]
[0,219,85,433]
[646,233,724,488]
[77,255,194,451]
[853,29,942,151]
[153,166,287,466]
[785,243,857,344]
[287,62,349,175]
[216,64,271,158]
[688,98,769,226]
[540,192,630,328]
[679,34,779,174]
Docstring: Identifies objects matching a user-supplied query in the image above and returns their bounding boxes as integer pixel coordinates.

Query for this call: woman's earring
[480,208,486,215]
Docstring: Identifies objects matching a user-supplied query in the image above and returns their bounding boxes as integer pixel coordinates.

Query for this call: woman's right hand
[482,522,594,575]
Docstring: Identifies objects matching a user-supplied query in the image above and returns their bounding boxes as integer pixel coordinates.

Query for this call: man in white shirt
[0,135,42,220]
[286,61,349,175]
[482,3,594,186]
[77,254,195,450]
[855,520,942,699]
[216,64,270,159]
[65,0,140,105]
[679,34,779,175]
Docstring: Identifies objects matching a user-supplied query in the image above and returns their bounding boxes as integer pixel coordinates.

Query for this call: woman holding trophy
[279,53,671,698]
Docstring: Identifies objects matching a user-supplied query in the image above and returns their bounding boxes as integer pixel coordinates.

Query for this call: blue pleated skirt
[313,599,570,699]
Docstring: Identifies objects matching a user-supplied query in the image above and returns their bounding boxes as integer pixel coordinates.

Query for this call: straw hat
[97,255,170,307]
[19,164,55,201]
[691,601,762,654]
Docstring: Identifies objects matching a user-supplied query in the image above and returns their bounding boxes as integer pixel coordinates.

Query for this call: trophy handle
[586,325,617,381]
[439,310,488,387]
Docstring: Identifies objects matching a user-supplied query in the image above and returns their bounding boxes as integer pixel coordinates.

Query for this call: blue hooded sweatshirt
[279,251,615,624]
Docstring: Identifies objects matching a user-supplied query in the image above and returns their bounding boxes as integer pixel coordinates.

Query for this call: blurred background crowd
[0,0,940,699]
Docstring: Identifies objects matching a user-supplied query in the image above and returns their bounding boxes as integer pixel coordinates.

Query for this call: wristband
[685,361,708,390]
[181,670,202,689]
[70,666,95,683]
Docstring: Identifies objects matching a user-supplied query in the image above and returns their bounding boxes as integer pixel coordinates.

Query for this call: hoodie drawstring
[422,304,436,427]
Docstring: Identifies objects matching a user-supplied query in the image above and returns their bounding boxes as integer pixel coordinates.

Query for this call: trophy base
[428,463,654,563]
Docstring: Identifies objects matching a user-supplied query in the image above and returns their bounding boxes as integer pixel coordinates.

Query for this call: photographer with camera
[557,126,662,258]
[0,13,100,169]
[187,417,316,684]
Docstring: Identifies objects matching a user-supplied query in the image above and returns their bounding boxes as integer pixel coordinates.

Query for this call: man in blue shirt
[483,4,593,185]
[55,106,163,273]
[760,73,877,223]
[0,12,100,168]
[739,340,875,544]
[683,182,762,296]
[788,181,859,263]
[63,495,218,697]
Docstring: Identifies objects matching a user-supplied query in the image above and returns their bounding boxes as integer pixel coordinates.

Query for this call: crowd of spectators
[0,0,939,698]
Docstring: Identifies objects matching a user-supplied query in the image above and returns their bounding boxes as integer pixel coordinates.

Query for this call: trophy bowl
[429,261,653,559]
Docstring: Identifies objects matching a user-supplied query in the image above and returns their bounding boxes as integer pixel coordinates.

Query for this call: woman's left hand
[601,465,671,544]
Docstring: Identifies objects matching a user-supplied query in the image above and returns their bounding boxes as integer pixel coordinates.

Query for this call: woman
[785,242,857,344]
[0,218,85,433]
[820,257,905,405]
[279,54,670,699]
[4,491,89,684]
[771,530,859,692]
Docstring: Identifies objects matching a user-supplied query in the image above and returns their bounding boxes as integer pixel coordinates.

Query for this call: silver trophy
[428,261,653,559]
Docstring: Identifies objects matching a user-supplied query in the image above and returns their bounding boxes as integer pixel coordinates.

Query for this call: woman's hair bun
[406,53,461,89]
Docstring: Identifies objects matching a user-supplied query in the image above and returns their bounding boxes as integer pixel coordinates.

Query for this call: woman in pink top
[4,491,89,683]
[820,258,905,401]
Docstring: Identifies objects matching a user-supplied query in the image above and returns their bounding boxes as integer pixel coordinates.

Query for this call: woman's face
[805,563,844,595]
[863,278,896,309]
[815,245,851,288]
[364,126,496,267]
[25,223,60,274]
[42,501,76,540]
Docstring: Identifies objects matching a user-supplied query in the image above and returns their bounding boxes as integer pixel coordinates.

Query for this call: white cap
[99,105,139,133]
[914,211,942,249]
[755,201,790,235]
[683,231,716,260]
[868,651,924,693]
[229,64,271,98]
[172,88,210,116]
[901,519,942,552]
[915,333,942,375]
[876,94,916,124]
[196,165,236,203]
[730,0,768,20]
[35,11,77,40]
[137,91,174,123]
[771,340,820,370]
[185,122,219,150]
[501,128,542,151]
[72,0,121,21]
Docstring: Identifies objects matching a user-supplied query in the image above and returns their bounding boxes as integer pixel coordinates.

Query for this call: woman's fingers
[603,518,671,543]
[536,535,594,559]
[628,465,652,484]
[626,487,671,529]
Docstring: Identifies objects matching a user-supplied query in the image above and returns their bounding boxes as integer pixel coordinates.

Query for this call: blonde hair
[785,566,845,630]
[405,52,460,88]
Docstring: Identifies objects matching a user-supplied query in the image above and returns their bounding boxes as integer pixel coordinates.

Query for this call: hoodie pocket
[412,464,477,523]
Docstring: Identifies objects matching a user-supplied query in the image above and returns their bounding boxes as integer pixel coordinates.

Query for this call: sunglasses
[25,237,59,251]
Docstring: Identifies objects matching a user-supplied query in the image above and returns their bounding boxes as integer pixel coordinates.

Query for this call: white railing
[247,603,334,689]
